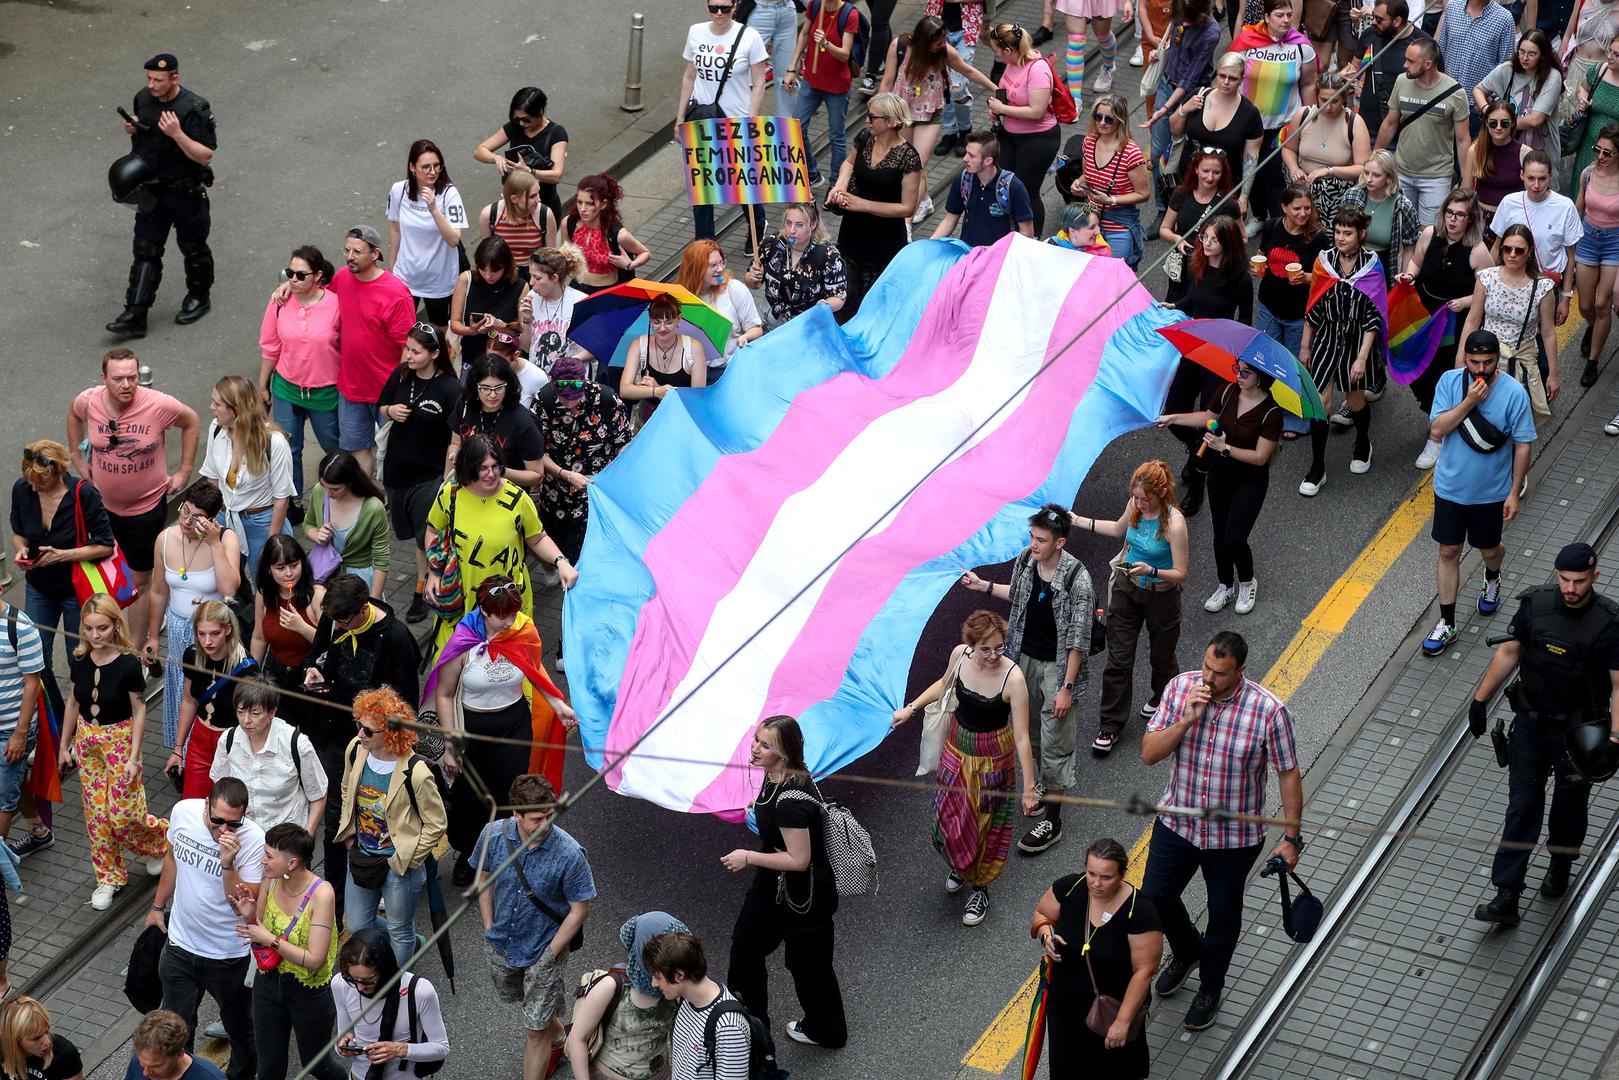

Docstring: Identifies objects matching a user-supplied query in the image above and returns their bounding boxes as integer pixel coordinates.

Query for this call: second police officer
[1469,542,1619,928]
[107,53,217,339]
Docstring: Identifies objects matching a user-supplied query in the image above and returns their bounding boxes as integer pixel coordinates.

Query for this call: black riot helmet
[109,152,158,209]
[1566,720,1619,783]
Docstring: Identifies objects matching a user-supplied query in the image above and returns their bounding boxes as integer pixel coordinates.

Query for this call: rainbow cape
[1232,23,1313,125]
[423,610,568,796]
[1306,249,1390,357]
[1385,281,1455,384]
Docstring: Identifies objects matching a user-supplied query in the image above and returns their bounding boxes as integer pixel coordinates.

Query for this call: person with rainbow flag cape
[1232,0,1318,223]
[422,574,574,887]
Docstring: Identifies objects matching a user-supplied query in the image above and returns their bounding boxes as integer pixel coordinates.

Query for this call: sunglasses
[414,322,440,341]
[355,726,383,740]
[486,581,523,601]
[1236,366,1257,378]
[554,378,587,389]
[283,267,316,281]
[104,419,122,450]
[709,2,733,10]
[209,813,246,830]
[21,448,56,467]
[1198,145,1228,157]
[1487,119,1514,129]
[1092,111,1119,124]
[1501,244,1530,255]
[486,330,518,344]
[1598,146,1617,158]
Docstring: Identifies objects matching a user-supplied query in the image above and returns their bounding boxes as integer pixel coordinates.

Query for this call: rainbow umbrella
[1021,958,1050,1080]
[1155,318,1326,420]
[569,279,732,370]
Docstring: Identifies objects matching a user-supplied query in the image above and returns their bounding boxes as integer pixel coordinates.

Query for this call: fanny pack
[1456,410,1511,454]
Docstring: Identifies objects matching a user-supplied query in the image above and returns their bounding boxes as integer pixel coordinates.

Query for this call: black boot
[1582,359,1600,389]
[175,244,214,325]
[106,259,161,338]
[1539,857,1573,898]
[1474,886,1521,927]
[1180,460,1206,517]
[936,132,958,157]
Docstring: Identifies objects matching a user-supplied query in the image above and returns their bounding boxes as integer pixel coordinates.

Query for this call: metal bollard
[621,13,646,113]
[138,364,154,387]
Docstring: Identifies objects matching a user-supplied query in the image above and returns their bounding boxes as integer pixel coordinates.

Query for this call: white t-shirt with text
[167,798,266,960]
[684,22,769,120]
[386,181,469,300]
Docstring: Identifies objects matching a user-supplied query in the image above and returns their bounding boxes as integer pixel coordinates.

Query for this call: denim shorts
[0,727,37,813]
[337,396,384,451]
[1577,223,1619,267]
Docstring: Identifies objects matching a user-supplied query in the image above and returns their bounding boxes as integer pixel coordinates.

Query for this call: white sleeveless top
[460,642,526,711]
[163,529,224,616]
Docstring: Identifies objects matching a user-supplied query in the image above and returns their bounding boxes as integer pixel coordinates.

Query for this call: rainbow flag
[25,693,61,804]
[681,115,814,206]
[1020,959,1050,1080]
[1386,281,1455,385]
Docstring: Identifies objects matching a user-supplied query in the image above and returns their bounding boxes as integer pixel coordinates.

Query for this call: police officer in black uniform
[1469,542,1619,928]
[106,53,218,338]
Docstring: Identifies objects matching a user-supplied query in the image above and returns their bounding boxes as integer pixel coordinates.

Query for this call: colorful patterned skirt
[932,718,1017,889]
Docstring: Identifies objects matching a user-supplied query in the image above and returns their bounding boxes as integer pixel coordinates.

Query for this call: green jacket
[305,487,390,575]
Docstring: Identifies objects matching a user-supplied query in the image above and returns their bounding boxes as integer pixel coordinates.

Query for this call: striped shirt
[671,987,751,1080]
[0,606,44,737]
[1146,671,1299,849]
[1082,135,1147,235]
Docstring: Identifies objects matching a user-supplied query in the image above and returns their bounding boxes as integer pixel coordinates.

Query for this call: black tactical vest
[1516,586,1619,721]
[131,86,214,182]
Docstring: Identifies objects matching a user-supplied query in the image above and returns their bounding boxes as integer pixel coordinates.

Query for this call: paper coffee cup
[1250,255,1267,277]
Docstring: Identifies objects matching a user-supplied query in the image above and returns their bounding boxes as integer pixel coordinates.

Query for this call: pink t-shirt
[258,288,341,389]
[998,58,1057,135]
[72,386,187,516]
[328,267,416,403]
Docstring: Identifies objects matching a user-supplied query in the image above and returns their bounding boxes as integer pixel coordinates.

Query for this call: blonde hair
[989,23,1041,62]
[865,91,913,127]
[502,169,540,203]
[191,599,246,668]
[779,202,830,244]
[212,375,281,477]
[74,595,135,659]
[530,244,585,283]
[0,998,53,1080]
[20,440,69,490]
[1216,50,1247,74]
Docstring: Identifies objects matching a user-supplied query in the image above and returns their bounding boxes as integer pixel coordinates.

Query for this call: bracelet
[553,554,566,567]
[151,904,166,914]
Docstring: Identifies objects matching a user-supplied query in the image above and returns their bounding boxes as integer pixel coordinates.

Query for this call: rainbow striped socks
[1096,30,1117,90]
[1067,33,1087,104]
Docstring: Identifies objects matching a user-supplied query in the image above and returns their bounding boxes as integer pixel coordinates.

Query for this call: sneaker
[1415,437,1442,470]
[89,883,117,911]
[1018,819,1063,854]
[1479,576,1502,615]
[1095,66,1115,93]
[1298,470,1326,497]
[1184,992,1221,1031]
[1350,442,1372,474]
[405,594,432,624]
[859,73,878,95]
[1028,781,1047,818]
[1203,583,1235,612]
[1031,24,1055,46]
[1421,617,1457,657]
[786,1021,823,1046]
[1582,359,1601,388]
[7,828,53,858]
[1474,886,1521,927]
[201,1021,228,1041]
[1235,579,1258,615]
[1245,217,1262,240]
[1155,956,1196,997]
[945,870,967,894]
[555,651,566,674]
[1091,730,1118,755]
[912,195,934,224]
[806,171,825,187]
[1540,858,1573,898]
[1130,42,1145,66]
[962,888,989,926]
[1329,399,1354,428]
[144,856,165,876]
[1607,413,1619,437]
[1139,698,1160,718]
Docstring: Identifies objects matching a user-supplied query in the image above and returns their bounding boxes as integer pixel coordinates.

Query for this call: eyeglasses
[208,813,246,830]
[1501,244,1530,255]
[284,267,316,281]
[414,322,440,341]
[966,643,1007,656]
[477,462,504,475]
[416,161,443,172]
[1443,207,1470,218]
[342,973,379,989]
[1487,119,1514,129]
[476,382,507,395]
[554,379,587,389]
[1092,111,1119,125]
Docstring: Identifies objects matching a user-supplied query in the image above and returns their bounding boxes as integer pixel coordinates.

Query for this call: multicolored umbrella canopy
[1155,317,1326,420]
[569,279,732,368]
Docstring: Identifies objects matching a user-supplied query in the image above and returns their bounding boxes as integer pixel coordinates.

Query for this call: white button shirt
[209,716,328,831]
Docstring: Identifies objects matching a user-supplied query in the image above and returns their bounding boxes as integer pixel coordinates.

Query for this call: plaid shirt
[1146,671,1299,850]
[1003,548,1094,665]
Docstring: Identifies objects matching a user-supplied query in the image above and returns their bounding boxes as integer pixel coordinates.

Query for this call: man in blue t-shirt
[930,131,1034,247]
[123,1010,227,1080]
[1421,329,1536,657]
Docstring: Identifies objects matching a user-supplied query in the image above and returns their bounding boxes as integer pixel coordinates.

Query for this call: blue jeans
[941,32,975,136]
[798,84,851,182]
[227,507,288,586]
[24,583,78,692]
[337,396,383,452]
[694,202,768,248]
[749,0,802,117]
[1141,818,1262,999]
[346,861,427,967]
[1254,300,1309,436]
[1150,81,1180,210]
[1101,205,1146,267]
[270,394,340,499]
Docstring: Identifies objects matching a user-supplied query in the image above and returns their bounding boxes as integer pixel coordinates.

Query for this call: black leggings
[997,126,1062,235]
[1207,459,1270,585]
[1249,129,1288,220]
[868,0,898,81]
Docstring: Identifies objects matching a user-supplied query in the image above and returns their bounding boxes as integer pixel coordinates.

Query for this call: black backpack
[703,994,788,1080]
[225,725,310,791]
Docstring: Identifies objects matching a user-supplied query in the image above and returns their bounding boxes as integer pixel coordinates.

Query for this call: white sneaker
[1350,445,1373,474]
[144,856,165,876]
[1606,413,1619,437]
[1095,66,1115,93]
[1204,583,1235,612]
[89,883,117,910]
[1235,579,1258,614]
[912,195,934,225]
[962,888,990,926]
[1245,217,1262,239]
[1130,42,1145,66]
[1415,437,1442,469]
[1298,472,1326,497]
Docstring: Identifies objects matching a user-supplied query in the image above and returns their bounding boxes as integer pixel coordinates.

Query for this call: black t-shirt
[9,477,116,598]
[18,1035,84,1080]
[68,653,146,725]
[183,648,258,730]
[1256,219,1331,321]
[453,406,545,471]
[1178,98,1264,179]
[753,773,837,918]
[1047,877,1162,1001]
[1168,187,1240,236]
[1021,572,1059,663]
[501,118,569,213]
[377,367,461,489]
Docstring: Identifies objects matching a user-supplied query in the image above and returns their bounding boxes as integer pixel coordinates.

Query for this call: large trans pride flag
[565,234,1181,814]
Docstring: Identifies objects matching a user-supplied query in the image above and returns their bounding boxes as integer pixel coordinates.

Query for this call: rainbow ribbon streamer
[1387,280,1455,385]
[681,115,814,206]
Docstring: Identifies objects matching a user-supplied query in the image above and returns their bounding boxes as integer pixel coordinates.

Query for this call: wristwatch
[1283,833,1306,853]
[1061,680,1079,692]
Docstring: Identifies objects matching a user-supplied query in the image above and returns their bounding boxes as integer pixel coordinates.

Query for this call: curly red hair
[353,687,418,757]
